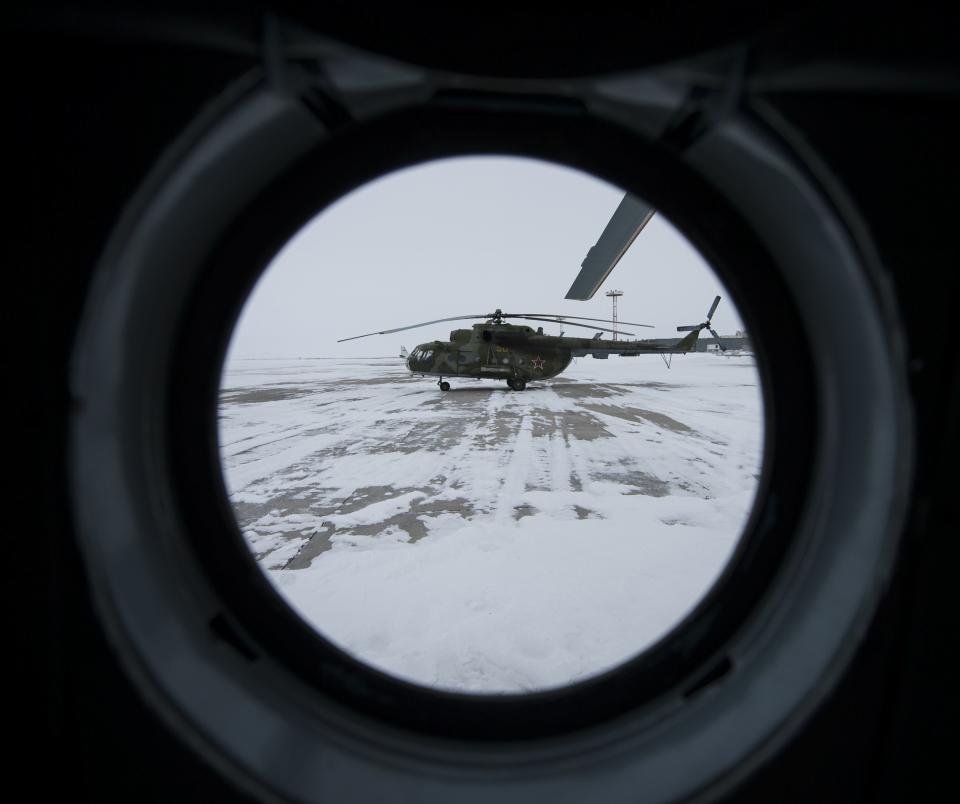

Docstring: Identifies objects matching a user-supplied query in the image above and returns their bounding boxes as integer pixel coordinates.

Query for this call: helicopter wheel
[508,378,526,391]
[439,381,450,392]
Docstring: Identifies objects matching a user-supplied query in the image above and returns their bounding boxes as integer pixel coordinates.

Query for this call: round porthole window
[218,154,766,695]
[69,64,909,803]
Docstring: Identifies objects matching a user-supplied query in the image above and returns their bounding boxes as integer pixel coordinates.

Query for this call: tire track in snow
[223,424,327,457]
[542,386,573,496]
[493,412,534,522]
[417,390,499,506]
[491,391,537,523]
[448,388,514,516]
[224,387,402,493]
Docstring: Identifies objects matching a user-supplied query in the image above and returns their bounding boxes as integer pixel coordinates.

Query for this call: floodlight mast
[605,289,624,341]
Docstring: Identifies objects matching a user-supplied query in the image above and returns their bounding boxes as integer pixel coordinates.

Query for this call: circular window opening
[218,155,764,694]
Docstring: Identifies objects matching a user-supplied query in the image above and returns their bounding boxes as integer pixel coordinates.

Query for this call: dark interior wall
[10,6,957,802]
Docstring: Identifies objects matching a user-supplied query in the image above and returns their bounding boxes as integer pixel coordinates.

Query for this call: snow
[218,353,764,693]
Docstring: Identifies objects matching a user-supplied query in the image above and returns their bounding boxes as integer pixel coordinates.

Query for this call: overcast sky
[226,156,744,360]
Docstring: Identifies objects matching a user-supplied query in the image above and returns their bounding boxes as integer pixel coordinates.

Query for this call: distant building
[697,335,751,353]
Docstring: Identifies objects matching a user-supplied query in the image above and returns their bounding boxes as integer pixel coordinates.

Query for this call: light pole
[605,289,623,340]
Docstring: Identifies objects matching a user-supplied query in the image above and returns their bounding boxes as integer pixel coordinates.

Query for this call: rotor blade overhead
[339,308,646,343]
[707,295,721,320]
[337,314,490,342]
[676,324,700,332]
[515,316,633,336]
[506,313,654,328]
[565,193,656,301]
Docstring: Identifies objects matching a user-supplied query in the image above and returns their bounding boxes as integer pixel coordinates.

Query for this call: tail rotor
[677,296,726,350]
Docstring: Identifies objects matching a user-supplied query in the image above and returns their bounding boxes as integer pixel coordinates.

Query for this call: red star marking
[531,356,545,371]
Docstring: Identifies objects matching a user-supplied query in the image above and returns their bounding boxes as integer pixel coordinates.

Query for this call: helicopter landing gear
[438,379,450,391]
[507,378,527,391]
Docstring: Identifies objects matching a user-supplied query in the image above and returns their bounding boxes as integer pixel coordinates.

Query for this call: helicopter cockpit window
[219,156,764,695]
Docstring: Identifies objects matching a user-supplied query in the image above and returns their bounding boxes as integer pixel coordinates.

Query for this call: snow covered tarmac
[219,354,763,692]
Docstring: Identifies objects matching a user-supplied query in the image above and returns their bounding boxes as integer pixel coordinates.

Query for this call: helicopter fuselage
[406,322,702,388]
[406,323,572,383]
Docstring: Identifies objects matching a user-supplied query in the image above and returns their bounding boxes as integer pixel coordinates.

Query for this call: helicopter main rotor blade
[565,193,656,301]
[337,314,492,342]
[516,316,633,337]
[706,295,721,321]
[505,313,654,328]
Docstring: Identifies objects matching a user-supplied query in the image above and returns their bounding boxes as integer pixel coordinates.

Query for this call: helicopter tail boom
[567,297,720,357]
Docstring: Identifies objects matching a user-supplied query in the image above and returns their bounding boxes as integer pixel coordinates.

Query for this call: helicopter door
[457,350,480,376]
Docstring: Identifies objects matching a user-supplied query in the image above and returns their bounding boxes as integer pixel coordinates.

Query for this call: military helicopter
[338,297,725,391]
[340,191,730,390]
[340,192,729,390]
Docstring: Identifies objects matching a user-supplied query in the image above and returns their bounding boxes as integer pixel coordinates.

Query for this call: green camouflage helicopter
[339,297,725,391]
[339,193,726,391]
